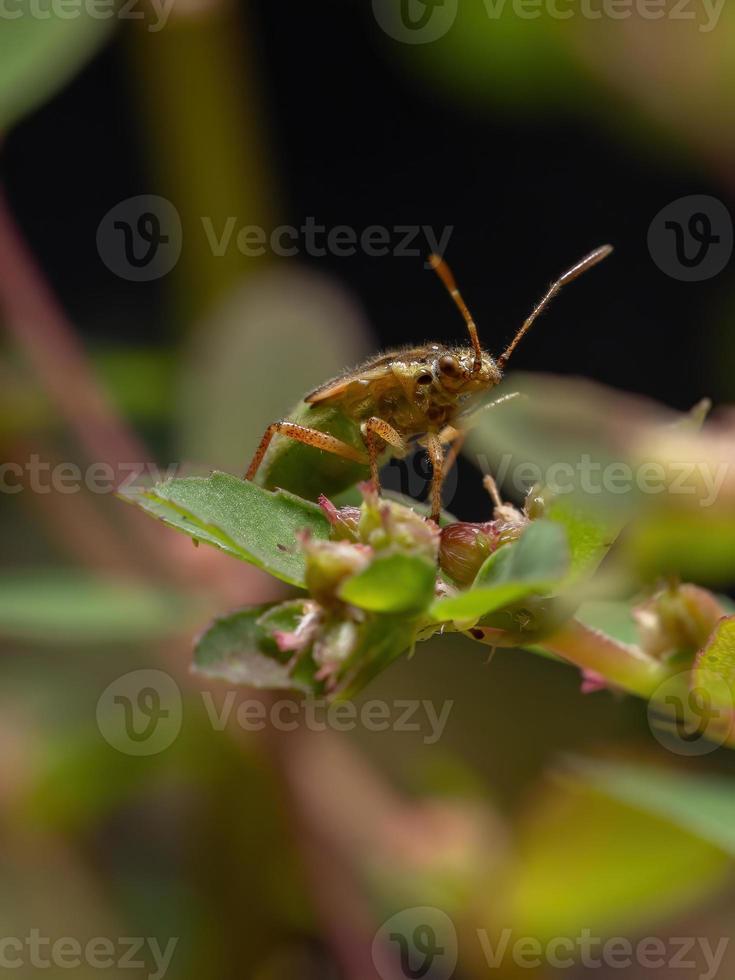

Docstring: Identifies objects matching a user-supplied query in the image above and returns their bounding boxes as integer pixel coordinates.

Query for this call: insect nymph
[245,245,613,521]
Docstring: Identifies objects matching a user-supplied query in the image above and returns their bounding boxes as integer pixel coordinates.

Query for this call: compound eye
[438,354,461,378]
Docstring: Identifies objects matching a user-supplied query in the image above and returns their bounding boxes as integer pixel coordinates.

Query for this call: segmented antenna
[497,244,613,369]
[429,253,483,373]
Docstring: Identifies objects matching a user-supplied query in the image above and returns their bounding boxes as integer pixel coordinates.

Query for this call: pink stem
[0,187,150,477]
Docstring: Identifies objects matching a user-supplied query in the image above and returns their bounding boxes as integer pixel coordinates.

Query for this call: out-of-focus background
[1,2,735,977]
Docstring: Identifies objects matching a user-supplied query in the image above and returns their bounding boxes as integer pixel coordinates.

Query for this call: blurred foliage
[390,1,735,165]
[0,10,113,131]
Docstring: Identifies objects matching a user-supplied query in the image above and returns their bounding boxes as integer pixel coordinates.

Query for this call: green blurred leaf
[93,346,174,423]
[120,472,330,587]
[193,601,318,693]
[628,511,735,585]
[0,14,114,131]
[575,599,640,646]
[693,615,735,713]
[0,572,189,643]
[339,554,436,614]
[570,759,735,857]
[544,497,616,580]
[507,770,730,942]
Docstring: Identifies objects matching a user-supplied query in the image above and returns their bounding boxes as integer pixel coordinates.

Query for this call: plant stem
[541,618,667,698]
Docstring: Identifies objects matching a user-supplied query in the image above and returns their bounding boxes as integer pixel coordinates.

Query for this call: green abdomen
[255,401,371,502]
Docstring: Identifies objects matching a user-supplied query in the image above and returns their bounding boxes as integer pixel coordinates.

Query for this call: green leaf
[507,770,729,943]
[430,581,543,623]
[693,615,735,713]
[628,512,735,585]
[0,14,114,132]
[120,472,330,587]
[575,599,640,646]
[544,498,616,580]
[0,572,190,643]
[338,554,436,614]
[569,759,735,857]
[431,520,568,623]
[193,602,318,693]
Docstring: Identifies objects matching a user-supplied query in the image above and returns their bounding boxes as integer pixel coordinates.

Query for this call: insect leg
[438,425,465,476]
[361,417,407,492]
[244,421,367,481]
[482,473,504,510]
[426,432,445,523]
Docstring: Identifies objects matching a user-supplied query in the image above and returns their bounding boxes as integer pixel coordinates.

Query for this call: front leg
[361,417,407,493]
[426,432,445,524]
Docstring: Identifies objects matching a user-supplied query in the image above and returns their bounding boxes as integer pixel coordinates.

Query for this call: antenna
[497,244,614,369]
[429,253,483,373]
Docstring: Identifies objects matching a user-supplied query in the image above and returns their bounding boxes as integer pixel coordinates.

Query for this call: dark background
[3,0,728,414]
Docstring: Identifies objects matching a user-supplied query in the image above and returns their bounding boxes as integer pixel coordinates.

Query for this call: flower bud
[318,495,361,541]
[301,533,372,605]
[439,522,498,585]
[634,583,726,660]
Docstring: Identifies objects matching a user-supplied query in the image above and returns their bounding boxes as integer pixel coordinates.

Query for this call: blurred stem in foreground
[128,0,275,324]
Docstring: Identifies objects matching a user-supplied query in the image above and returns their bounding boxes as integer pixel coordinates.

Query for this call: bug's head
[430,348,501,395]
